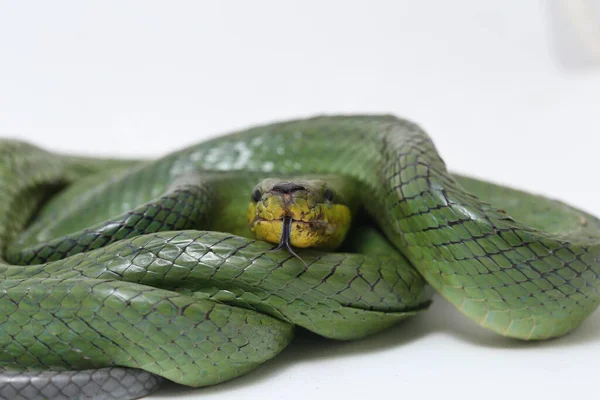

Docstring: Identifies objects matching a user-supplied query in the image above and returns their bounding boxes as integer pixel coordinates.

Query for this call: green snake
[1,115,599,399]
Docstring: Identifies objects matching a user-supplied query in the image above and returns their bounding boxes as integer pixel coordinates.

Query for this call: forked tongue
[269,216,306,265]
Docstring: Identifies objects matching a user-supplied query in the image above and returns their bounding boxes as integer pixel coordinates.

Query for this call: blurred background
[0,2,599,400]
[1,2,599,214]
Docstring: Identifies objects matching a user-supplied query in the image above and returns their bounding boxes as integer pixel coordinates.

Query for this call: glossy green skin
[1,115,600,391]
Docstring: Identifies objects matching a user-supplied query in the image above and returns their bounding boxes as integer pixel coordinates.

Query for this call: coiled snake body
[1,115,599,399]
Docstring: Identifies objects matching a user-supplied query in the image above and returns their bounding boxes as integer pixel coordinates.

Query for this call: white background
[1,2,600,400]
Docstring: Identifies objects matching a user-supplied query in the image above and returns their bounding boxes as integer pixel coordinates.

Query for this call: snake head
[247,178,352,251]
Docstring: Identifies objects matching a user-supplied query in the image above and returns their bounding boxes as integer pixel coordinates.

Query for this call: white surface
[1,2,600,400]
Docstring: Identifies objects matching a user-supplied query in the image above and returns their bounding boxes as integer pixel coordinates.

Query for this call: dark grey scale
[0,367,163,400]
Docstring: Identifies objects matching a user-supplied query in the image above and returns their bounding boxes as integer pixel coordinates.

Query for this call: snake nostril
[271,182,305,194]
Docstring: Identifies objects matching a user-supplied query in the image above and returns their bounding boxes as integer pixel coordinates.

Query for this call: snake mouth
[250,216,330,243]
[251,216,327,228]
[248,215,331,263]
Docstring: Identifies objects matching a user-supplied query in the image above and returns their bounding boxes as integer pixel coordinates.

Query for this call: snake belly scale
[0,115,599,399]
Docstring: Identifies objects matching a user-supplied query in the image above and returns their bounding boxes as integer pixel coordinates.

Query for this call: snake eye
[252,189,262,202]
[324,188,334,201]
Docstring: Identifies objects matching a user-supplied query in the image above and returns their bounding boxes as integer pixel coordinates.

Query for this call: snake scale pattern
[1,115,599,399]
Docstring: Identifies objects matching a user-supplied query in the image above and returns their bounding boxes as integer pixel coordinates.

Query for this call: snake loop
[1,115,599,399]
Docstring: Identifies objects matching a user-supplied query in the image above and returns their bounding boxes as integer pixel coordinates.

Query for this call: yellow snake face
[247,178,352,250]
